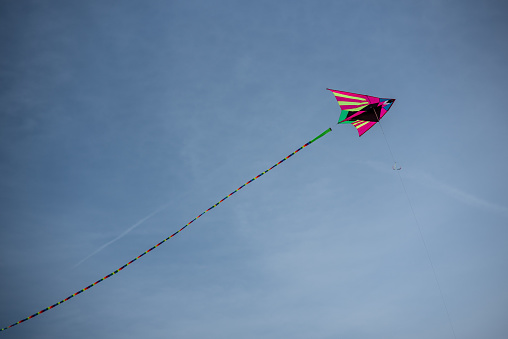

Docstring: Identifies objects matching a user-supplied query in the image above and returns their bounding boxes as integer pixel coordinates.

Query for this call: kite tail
[0,127,333,332]
[310,127,332,143]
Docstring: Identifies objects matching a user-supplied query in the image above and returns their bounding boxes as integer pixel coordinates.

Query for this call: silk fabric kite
[327,89,395,136]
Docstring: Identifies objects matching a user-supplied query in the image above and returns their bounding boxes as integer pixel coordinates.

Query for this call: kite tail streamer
[310,127,332,143]
[1,127,332,332]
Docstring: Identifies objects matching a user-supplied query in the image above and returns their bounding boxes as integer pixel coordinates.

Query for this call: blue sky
[1,1,507,338]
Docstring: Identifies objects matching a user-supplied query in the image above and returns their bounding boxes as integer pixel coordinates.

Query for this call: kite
[1,89,395,332]
[327,88,395,136]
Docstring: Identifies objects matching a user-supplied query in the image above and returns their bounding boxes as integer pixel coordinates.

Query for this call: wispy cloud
[357,160,507,215]
[419,172,508,214]
[73,203,171,268]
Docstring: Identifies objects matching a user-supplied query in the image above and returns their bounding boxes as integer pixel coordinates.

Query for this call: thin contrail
[73,203,170,268]
[361,160,508,215]
[416,171,508,214]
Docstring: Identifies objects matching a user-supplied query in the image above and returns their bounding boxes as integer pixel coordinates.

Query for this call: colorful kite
[327,89,395,136]
[1,89,395,332]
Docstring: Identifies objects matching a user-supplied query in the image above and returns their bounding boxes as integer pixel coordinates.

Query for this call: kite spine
[0,127,332,332]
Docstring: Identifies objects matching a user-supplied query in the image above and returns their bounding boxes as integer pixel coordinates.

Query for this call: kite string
[0,127,332,332]
[395,170,457,339]
[376,121,397,164]
[376,120,458,339]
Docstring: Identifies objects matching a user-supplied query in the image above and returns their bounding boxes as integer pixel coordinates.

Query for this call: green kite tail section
[310,127,332,143]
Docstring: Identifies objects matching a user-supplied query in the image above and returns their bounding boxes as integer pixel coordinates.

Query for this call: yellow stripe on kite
[333,92,367,101]
[354,121,370,129]
[337,101,368,106]
[347,105,368,112]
